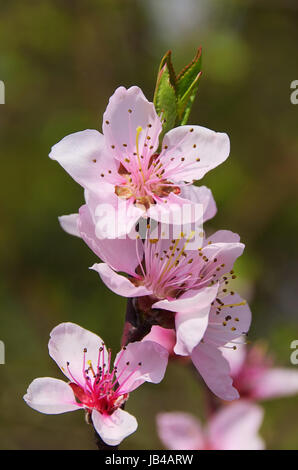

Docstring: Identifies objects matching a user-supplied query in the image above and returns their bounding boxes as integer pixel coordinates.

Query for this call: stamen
[116,363,142,394]
[217,301,246,310]
[87,360,96,378]
[135,126,145,182]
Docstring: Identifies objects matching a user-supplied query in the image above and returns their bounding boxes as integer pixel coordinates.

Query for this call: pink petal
[79,204,143,275]
[162,125,230,183]
[174,305,211,357]
[180,185,217,223]
[48,322,107,386]
[252,368,298,400]
[201,242,244,281]
[205,229,240,244]
[152,284,218,314]
[146,192,203,227]
[94,198,144,240]
[205,293,252,347]
[59,213,80,237]
[85,188,143,240]
[115,340,169,393]
[208,400,265,450]
[191,342,239,401]
[157,412,204,450]
[143,326,176,356]
[153,285,219,356]
[90,263,152,297]
[92,408,138,446]
[23,377,78,414]
[49,130,114,193]
[103,86,162,159]
[220,339,246,377]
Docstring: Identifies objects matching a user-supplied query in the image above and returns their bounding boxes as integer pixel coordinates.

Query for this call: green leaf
[177,71,202,125]
[154,50,176,91]
[153,61,177,144]
[153,48,203,136]
[176,47,202,99]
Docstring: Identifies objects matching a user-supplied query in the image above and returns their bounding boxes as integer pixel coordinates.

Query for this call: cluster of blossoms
[24,85,298,449]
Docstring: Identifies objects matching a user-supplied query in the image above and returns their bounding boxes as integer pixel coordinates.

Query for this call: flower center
[114,126,180,209]
[66,345,141,415]
[133,234,239,302]
[139,232,201,299]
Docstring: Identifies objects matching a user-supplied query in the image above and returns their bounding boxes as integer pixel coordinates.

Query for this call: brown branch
[121,297,152,346]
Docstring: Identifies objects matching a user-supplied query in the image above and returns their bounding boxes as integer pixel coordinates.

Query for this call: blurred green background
[1,0,298,449]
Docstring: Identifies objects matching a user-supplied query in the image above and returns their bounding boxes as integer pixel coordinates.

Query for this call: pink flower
[50,86,229,237]
[143,293,251,401]
[85,208,247,356]
[222,342,298,401]
[157,401,265,450]
[58,190,251,401]
[65,205,250,401]
[23,322,168,446]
